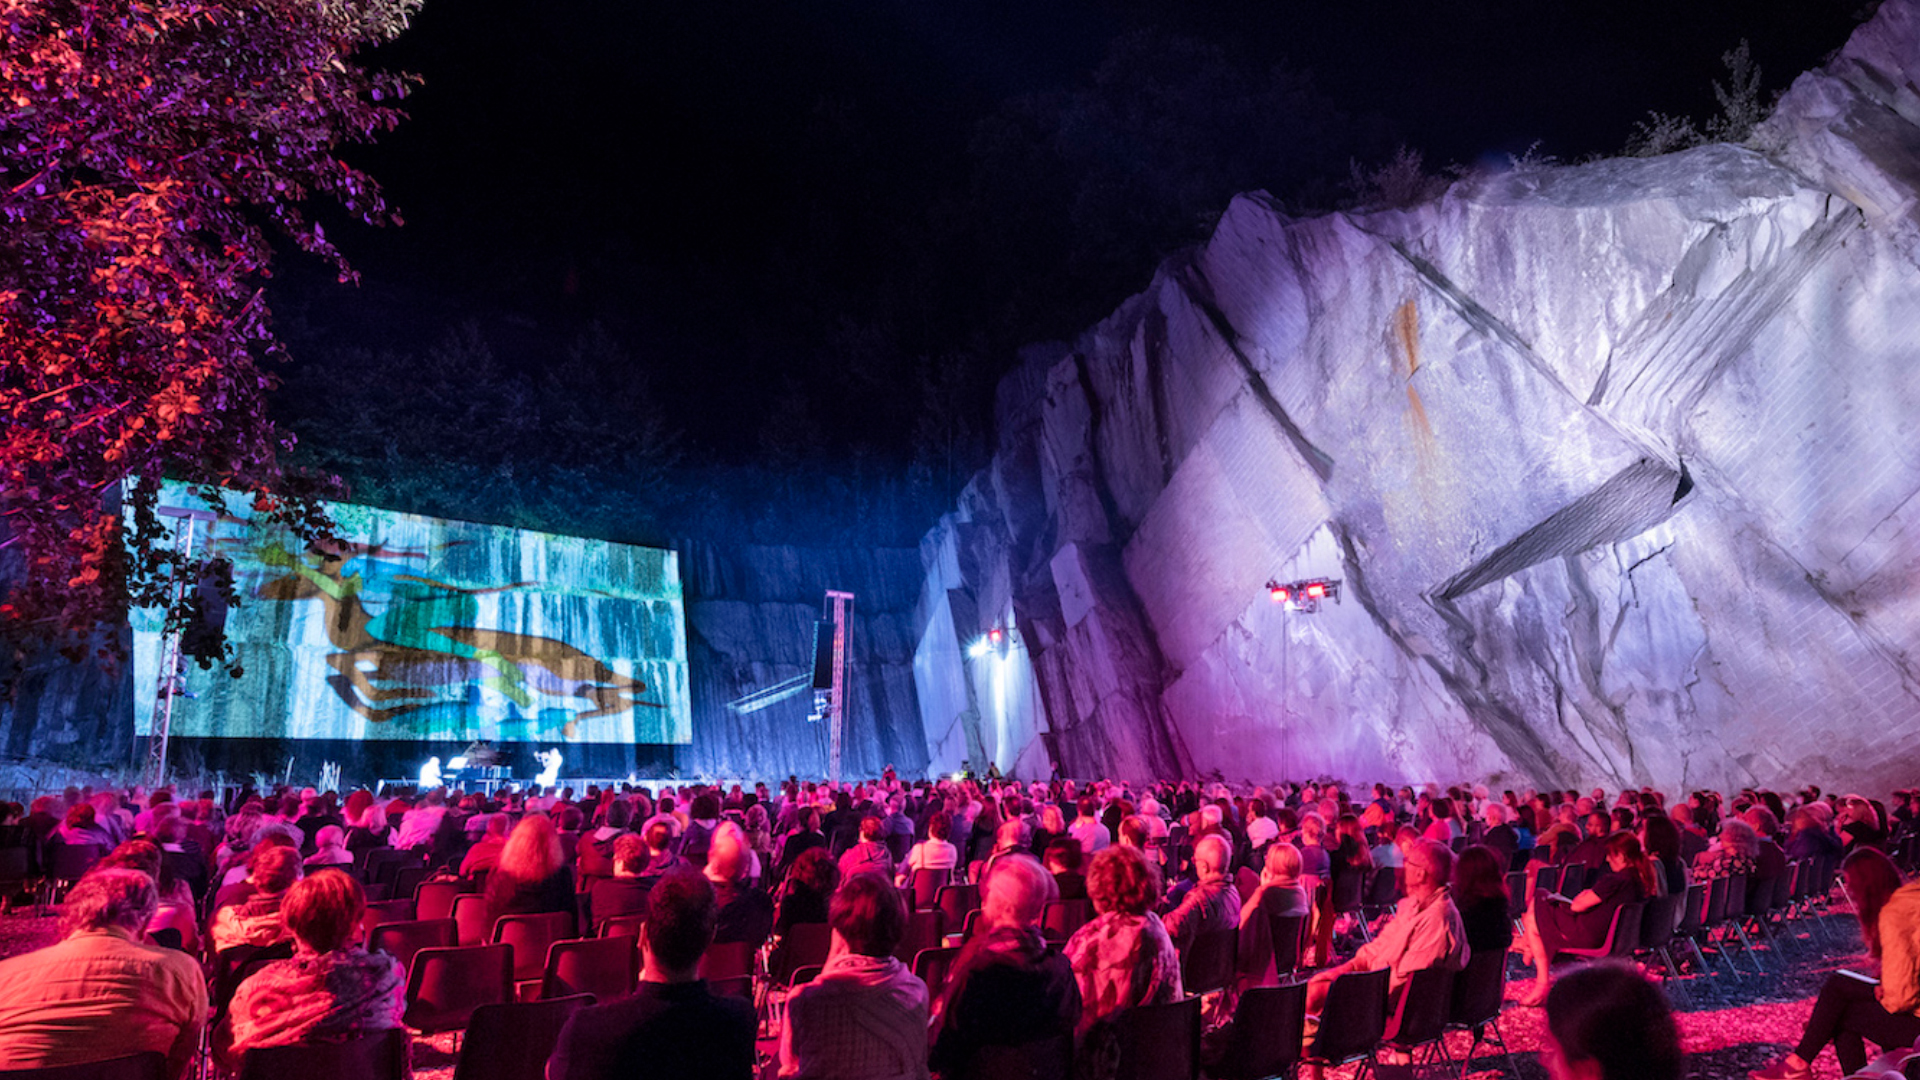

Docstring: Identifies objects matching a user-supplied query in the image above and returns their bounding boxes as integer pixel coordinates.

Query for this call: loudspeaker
[811,619,837,689]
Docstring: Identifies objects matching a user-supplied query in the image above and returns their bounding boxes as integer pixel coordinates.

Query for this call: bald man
[1163,833,1242,951]
[929,855,1080,1076]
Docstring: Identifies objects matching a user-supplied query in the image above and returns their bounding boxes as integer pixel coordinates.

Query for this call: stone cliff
[911,0,1920,794]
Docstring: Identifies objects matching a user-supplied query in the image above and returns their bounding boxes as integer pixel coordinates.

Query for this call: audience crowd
[0,771,1914,1079]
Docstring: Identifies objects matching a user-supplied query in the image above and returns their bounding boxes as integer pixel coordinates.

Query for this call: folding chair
[540,935,638,1002]
[1180,927,1238,997]
[597,913,646,939]
[913,945,962,999]
[451,994,594,1080]
[1381,966,1455,1070]
[1114,995,1201,1080]
[415,878,465,923]
[893,908,945,963]
[937,883,980,933]
[1204,982,1306,1080]
[369,917,458,981]
[1041,898,1091,943]
[1446,948,1519,1077]
[360,898,417,939]
[493,911,576,994]
[452,893,492,946]
[910,868,949,911]
[404,943,513,1037]
[769,922,833,988]
[1304,968,1388,1077]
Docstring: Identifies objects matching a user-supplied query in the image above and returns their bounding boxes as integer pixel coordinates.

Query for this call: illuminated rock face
[914,0,1920,793]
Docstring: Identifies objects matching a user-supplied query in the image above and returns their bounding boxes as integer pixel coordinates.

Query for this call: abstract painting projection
[131,483,692,744]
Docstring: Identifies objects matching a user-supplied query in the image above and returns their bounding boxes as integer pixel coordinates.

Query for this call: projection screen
[130,482,692,745]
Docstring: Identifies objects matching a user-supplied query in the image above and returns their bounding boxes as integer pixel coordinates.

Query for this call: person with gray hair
[0,869,208,1078]
[1306,839,1466,1016]
[1163,833,1242,951]
[929,854,1080,1077]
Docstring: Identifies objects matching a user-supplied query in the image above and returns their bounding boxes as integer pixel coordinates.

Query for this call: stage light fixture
[1267,580,1289,603]
[1264,576,1342,613]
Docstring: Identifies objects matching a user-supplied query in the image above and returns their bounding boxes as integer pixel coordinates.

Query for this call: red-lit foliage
[0,0,418,664]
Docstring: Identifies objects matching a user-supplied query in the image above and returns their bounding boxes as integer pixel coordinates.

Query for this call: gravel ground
[0,903,1877,1079]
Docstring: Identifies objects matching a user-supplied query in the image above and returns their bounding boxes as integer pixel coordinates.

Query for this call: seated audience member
[1751,847,1914,1078]
[459,813,511,876]
[1479,803,1519,866]
[775,847,840,939]
[1163,833,1241,951]
[778,871,930,1080]
[0,869,207,1078]
[838,816,893,880]
[485,812,577,927]
[1520,832,1654,1005]
[589,834,656,924]
[905,810,960,882]
[302,825,353,868]
[211,844,303,952]
[221,869,404,1067]
[1543,961,1683,1080]
[576,800,632,879]
[1296,813,1332,879]
[1841,795,1889,850]
[929,854,1080,1077]
[1066,844,1182,1052]
[1694,817,1762,881]
[982,817,1035,882]
[1785,806,1844,863]
[95,840,198,952]
[1451,844,1514,954]
[341,789,389,853]
[1566,812,1614,871]
[1068,797,1112,855]
[1638,814,1688,897]
[547,870,758,1080]
[775,807,828,882]
[1307,840,1466,1015]
[1047,836,1089,901]
[1238,841,1311,987]
[638,820,691,880]
[706,821,775,951]
[53,802,115,848]
[216,824,301,897]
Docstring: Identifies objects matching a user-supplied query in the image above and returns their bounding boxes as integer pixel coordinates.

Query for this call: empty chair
[236,1028,408,1080]
[1203,983,1306,1080]
[390,865,431,904]
[363,849,417,890]
[541,935,638,1003]
[698,940,755,987]
[1041,898,1091,943]
[40,842,101,903]
[910,868,949,911]
[770,922,833,986]
[0,1052,165,1080]
[493,911,576,988]
[597,913,646,939]
[452,893,491,946]
[1113,995,1201,1080]
[913,945,962,999]
[404,943,512,1034]
[893,908,945,963]
[369,918,457,981]
[361,898,416,938]
[1557,901,1645,963]
[1446,947,1519,1078]
[937,883,980,931]
[1304,968,1388,1074]
[1381,966,1455,1069]
[416,879,465,923]
[451,994,593,1080]
[1180,927,1237,997]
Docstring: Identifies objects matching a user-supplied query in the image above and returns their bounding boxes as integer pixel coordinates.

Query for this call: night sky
[270,0,1869,538]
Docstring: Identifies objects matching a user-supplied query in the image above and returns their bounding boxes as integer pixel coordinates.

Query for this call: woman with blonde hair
[484,812,576,926]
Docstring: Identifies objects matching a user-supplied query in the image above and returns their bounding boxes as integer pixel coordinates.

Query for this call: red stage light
[1270,587,1289,603]
[1306,583,1326,599]
[988,627,1003,643]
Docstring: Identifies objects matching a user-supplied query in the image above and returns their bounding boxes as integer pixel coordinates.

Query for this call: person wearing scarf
[221,870,405,1072]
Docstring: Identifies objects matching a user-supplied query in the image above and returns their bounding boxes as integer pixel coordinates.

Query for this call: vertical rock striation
[912,0,1920,794]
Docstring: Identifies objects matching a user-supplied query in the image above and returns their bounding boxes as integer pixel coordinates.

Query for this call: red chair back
[541,935,638,1003]
[453,893,493,946]
[237,1028,407,1080]
[369,917,457,980]
[493,911,576,984]
[416,879,464,923]
[451,994,593,1080]
[404,944,512,1033]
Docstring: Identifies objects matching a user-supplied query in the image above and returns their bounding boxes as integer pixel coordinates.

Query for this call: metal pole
[146,512,197,788]
[826,590,854,785]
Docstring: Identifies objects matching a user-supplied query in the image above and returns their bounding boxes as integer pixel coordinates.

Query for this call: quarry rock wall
[912,0,1920,794]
